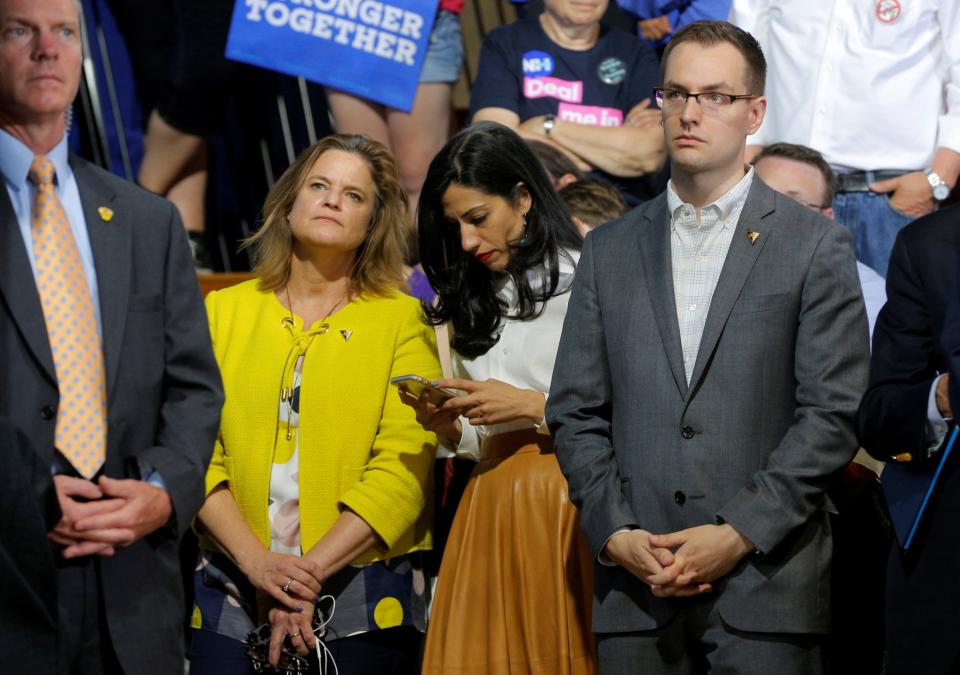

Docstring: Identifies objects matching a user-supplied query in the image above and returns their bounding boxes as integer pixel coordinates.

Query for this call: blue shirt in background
[615,0,732,48]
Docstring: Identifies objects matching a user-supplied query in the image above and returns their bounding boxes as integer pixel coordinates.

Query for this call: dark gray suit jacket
[547,178,869,635]
[0,417,60,673]
[0,154,223,673]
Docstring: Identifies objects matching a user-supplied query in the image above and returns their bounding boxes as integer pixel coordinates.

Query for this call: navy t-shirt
[469,19,665,203]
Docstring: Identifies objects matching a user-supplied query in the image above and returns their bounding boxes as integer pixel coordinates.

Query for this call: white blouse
[450,251,578,461]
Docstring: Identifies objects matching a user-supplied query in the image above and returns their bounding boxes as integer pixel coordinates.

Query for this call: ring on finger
[289,632,301,639]
[281,578,293,594]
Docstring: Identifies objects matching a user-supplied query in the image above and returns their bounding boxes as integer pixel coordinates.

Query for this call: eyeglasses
[653,87,759,114]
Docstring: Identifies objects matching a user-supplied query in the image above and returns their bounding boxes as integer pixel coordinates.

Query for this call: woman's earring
[518,212,529,244]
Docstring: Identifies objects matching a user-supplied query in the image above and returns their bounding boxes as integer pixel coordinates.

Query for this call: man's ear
[746,97,766,136]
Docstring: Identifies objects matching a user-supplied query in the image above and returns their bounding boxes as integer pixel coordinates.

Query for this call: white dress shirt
[730,0,960,171]
[450,251,578,461]
[668,168,755,382]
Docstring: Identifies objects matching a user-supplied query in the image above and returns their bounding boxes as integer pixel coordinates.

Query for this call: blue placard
[226,0,439,113]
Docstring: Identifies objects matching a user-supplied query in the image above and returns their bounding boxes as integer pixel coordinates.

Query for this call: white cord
[313,595,339,675]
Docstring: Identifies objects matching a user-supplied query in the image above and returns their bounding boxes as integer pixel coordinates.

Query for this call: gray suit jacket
[547,178,869,635]
[0,154,223,673]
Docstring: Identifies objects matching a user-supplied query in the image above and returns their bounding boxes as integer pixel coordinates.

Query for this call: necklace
[284,285,350,335]
[279,285,350,441]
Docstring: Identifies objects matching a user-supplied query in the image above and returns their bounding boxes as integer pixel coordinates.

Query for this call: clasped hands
[49,474,173,558]
[603,523,754,598]
[241,550,326,666]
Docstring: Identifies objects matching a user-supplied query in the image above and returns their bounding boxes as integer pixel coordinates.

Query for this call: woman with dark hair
[403,121,596,674]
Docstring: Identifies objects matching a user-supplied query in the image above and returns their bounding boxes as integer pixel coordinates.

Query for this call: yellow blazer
[204,280,440,562]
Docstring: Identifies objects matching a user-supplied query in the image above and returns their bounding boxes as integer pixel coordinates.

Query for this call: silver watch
[543,113,556,136]
[925,169,951,202]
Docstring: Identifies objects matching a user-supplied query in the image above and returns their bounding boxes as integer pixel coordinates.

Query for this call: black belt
[835,170,910,193]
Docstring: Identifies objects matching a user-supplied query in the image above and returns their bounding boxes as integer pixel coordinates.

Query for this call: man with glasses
[548,20,868,674]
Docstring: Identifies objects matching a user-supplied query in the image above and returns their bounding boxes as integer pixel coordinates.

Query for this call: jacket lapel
[685,178,777,397]
[72,156,129,397]
[0,183,57,383]
[638,193,688,397]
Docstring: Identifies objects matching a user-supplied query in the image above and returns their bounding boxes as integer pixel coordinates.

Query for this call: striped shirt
[668,168,755,383]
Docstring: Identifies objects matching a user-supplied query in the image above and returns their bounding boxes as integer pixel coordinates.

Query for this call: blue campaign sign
[226,0,439,112]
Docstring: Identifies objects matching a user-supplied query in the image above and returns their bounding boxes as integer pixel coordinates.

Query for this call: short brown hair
[752,142,838,206]
[558,180,628,230]
[661,20,767,95]
[243,134,408,296]
[526,139,585,186]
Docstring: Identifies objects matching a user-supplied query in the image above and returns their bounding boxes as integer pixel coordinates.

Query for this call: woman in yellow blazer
[189,134,440,675]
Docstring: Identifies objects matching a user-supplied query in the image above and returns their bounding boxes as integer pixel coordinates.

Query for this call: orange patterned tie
[29,155,107,479]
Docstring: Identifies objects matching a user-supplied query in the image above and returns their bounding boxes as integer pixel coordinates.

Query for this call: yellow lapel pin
[98,206,114,222]
[746,230,760,245]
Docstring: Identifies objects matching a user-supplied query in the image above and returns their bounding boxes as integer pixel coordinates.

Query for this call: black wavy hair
[417,122,583,359]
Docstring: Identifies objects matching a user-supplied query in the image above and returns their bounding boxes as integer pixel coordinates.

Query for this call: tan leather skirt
[422,430,597,674]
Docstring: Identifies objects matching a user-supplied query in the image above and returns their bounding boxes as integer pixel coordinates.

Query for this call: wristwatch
[924,169,951,202]
[543,113,556,136]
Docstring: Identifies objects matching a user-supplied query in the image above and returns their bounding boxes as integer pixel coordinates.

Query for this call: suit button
[40,405,56,420]
[674,491,686,506]
[681,425,695,439]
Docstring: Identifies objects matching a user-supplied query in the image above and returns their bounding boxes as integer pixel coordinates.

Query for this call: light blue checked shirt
[668,167,755,383]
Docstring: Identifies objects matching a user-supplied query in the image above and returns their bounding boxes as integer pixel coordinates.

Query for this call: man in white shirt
[729,0,960,277]
[548,20,868,674]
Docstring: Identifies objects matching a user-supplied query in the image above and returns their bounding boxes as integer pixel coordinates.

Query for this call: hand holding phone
[390,375,459,406]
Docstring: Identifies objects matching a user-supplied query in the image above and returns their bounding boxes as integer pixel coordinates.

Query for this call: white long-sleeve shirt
[449,252,578,461]
[730,0,960,171]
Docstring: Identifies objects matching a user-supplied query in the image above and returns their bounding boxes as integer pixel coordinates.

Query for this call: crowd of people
[1,0,959,674]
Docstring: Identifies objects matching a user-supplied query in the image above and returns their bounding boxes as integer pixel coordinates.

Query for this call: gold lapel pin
[746,230,760,245]
[98,206,114,222]
[340,329,353,342]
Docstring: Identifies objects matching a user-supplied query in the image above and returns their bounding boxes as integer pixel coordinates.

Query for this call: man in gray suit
[0,0,223,672]
[547,21,869,674]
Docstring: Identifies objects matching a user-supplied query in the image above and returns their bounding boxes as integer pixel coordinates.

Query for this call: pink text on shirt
[557,103,623,127]
[523,76,583,103]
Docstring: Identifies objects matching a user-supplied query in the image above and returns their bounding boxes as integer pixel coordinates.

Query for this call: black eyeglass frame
[653,87,760,110]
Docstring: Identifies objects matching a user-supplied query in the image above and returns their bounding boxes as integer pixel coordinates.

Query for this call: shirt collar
[667,166,755,225]
[0,127,71,193]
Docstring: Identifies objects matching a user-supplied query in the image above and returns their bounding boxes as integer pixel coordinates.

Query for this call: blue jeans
[419,11,463,84]
[832,185,913,278]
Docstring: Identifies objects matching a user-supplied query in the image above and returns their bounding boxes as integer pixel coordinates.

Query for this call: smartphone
[390,374,458,405]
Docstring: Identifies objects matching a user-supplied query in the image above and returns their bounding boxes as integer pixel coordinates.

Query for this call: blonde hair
[243,134,409,296]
